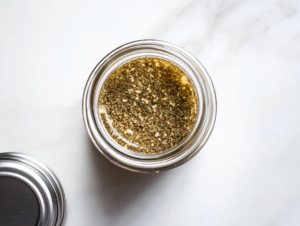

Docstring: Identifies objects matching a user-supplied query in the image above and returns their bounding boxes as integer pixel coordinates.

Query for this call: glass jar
[82,40,217,173]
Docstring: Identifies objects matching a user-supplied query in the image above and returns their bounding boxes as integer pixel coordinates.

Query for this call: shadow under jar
[83,40,217,173]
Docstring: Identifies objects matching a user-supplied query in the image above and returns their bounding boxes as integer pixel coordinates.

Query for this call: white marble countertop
[1,0,300,225]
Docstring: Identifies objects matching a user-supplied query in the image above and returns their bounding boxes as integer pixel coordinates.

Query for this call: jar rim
[83,39,217,173]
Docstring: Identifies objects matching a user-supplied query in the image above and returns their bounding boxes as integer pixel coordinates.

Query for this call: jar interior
[93,50,204,159]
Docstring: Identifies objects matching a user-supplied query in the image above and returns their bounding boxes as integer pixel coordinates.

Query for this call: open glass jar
[83,40,217,173]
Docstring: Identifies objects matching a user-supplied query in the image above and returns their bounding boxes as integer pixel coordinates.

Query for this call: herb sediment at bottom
[99,57,197,154]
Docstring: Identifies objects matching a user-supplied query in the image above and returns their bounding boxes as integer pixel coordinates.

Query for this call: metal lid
[0,152,65,226]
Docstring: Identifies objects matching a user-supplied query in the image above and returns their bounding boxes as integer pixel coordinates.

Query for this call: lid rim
[0,152,66,226]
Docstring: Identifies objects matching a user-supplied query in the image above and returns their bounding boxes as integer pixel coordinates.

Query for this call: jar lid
[0,152,65,226]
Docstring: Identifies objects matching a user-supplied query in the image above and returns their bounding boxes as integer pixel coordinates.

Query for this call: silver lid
[0,152,65,226]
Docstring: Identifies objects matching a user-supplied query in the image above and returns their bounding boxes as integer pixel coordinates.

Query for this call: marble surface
[1,0,300,225]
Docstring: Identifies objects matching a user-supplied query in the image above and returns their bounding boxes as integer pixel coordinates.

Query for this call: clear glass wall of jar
[83,40,217,173]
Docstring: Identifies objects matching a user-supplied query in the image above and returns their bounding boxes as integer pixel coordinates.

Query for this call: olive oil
[99,57,197,154]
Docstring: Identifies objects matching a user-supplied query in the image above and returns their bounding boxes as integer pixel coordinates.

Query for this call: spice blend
[99,57,197,154]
